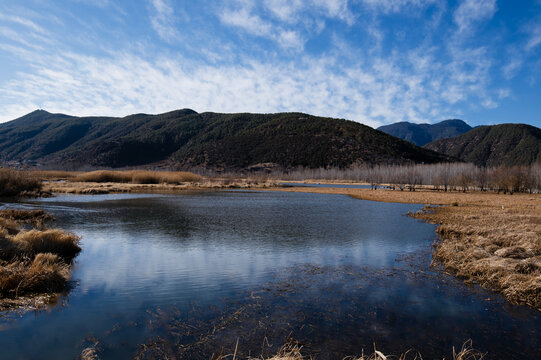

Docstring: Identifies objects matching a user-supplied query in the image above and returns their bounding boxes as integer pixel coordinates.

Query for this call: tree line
[270,163,541,194]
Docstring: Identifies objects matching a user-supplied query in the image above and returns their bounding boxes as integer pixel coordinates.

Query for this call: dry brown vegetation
[275,163,541,194]
[0,168,42,197]
[43,176,277,194]
[267,186,541,310]
[74,170,202,184]
[28,170,81,181]
[206,340,484,360]
[0,209,80,308]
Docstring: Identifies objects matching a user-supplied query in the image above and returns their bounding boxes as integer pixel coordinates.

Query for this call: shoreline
[258,185,541,310]
[33,180,541,310]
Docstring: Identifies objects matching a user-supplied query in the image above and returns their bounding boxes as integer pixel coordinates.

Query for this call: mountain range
[377,119,473,146]
[0,109,450,171]
[424,123,541,167]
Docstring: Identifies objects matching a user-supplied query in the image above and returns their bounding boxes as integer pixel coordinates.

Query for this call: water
[0,191,539,359]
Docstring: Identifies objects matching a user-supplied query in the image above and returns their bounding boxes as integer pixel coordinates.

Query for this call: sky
[0,0,540,128]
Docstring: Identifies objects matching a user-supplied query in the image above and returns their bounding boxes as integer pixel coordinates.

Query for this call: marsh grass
[75,170,202,184]
[208,340,484,360]
[0,168,42,197]
[424,205,541,309]
[28,170,81,181]
[0,209,80,303]
[0,254,69,296]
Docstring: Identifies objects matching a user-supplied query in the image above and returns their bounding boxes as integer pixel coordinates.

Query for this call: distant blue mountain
[378,119,472,146]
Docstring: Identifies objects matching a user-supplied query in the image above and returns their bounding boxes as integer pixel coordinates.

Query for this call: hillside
[0,109,451,170]
[424,123,541,167]
[378,119,472,146]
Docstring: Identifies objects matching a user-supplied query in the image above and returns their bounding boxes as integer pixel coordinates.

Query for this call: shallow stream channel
[1,190,540,359]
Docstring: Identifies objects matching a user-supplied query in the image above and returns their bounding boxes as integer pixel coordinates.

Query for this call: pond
[0,191,539,359]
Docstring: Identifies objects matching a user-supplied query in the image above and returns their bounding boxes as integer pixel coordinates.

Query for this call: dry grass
[9,229,81,260]
[266,186,541,310]
[0,254,70,296]
[209,340,484,360]
[0,168,42,197]
[43,177,277,194]
[0,209,80,303]
[75,170,202,184]
[412,203,541,310]
[0,209,53,229]
[28,170,81,181]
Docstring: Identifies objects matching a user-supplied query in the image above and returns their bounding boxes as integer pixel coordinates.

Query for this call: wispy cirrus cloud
[0,13,47,33]
[360,0,441,14]
[0,0,540,127]
[0,39,505,127]
[453,0,497,34]
[217,0,354,50]
[525,20,541,51]
[149,0,180,42]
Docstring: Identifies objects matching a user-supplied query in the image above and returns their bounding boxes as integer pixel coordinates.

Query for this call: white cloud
[220,5,272,36]
[264,0,304,22]
[1,0,535,127]
[0,13,47,34]
[497,88,511,99]
[502,57,523,80]
[149,0,180,42]
[525,22,541,51]
[263,0,353,24]
[360,0,440,14]
[453,0,496,34]
[218,0,354,50]
[0,41,500,127]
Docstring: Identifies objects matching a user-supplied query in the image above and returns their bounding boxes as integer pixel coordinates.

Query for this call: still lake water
[0,191,540,359]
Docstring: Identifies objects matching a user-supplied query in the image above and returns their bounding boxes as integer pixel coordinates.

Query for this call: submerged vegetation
[272,185,541,311]
[0,209,80,309]
[216,340,484,360]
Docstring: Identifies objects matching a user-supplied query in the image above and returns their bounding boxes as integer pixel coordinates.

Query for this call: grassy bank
[35,169,276,194]
[0,168,42,197]
[265,186,541,311]
[0,209,80,309]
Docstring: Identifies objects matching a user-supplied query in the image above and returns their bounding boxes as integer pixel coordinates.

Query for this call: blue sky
[0,0,540,128]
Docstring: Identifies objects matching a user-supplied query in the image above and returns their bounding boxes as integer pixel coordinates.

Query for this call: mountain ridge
[0,109,451,170]
[424,123,541,167]
[377,119,472,146]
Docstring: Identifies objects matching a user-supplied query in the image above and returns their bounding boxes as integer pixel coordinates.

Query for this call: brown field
[263,186,541,311]
[43,177,277,194]
[0,209,80,309]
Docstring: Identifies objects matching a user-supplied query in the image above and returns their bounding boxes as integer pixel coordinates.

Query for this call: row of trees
[270,163,541,194]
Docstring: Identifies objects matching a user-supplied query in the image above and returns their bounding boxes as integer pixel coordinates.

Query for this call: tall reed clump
[75,170,202,184]
[0,168,42,197]
[0,210,80,299]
